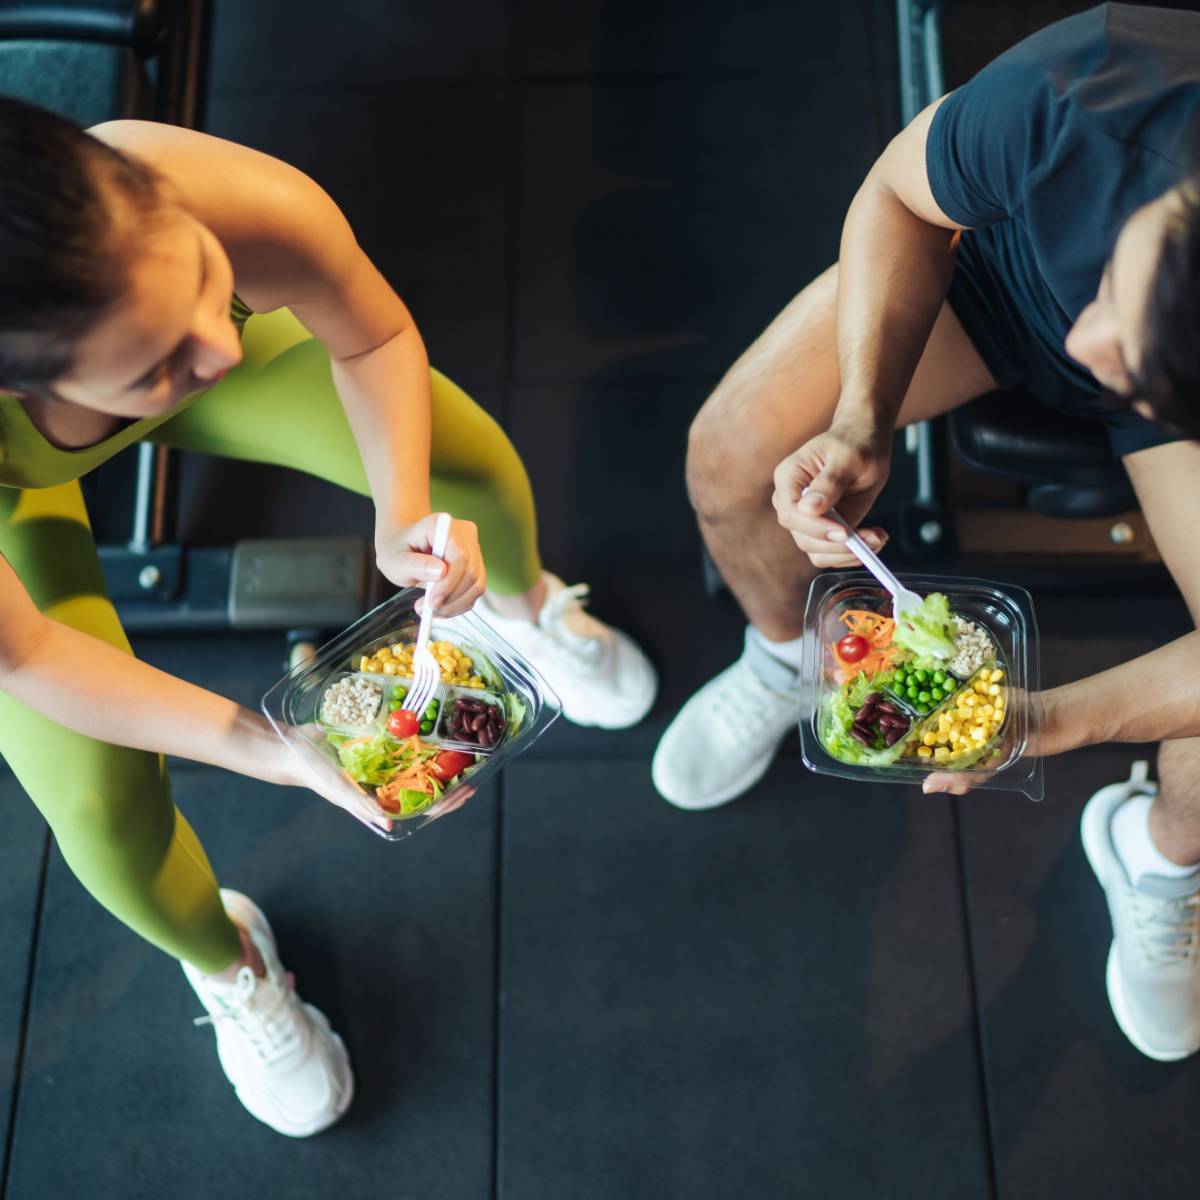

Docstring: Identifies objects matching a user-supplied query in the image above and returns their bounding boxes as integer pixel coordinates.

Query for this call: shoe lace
[540,583,605,664]
[708,661,786,740]
[194,966,306,1065]
[1128,890,1200,966]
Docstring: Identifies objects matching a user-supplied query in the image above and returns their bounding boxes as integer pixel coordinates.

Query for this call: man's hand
[772,424,892,568]
[375,513,486,617]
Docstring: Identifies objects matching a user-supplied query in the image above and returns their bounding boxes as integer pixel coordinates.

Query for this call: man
[652,2,1200,1060]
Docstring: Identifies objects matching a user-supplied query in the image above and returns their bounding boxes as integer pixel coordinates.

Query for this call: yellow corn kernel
[978,704,994,718]
[986,684,999,697]
[990,669,1004,682]
[974,680,987,694]
[949,748,968,759]
[971,725,986,740]
[934,747,949,760]
[367,658,385,673]
[935,732,949,745]
[358,656,370,671]
[460,657,473,670]
[917,745,932,757]
[383,661,398,675]
[376,646,393,661]
[922,731,937,746]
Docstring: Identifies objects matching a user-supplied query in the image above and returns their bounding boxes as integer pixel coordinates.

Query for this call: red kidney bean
[875,700,899,715]
[853,704,876,723]
[884,727,904,747]
[479,724,494,747]
[850,727,873,747]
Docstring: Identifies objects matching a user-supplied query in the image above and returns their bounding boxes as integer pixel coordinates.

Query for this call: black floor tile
[517,0,876,81]
[205,89,513,399]
[499,757,992,1200]
[507,379,751,756]
[0,779,46,1170]
[4,636,498,1199]
[512,73,883,385]
[209,0,512,93]
[960,746,1200,1199]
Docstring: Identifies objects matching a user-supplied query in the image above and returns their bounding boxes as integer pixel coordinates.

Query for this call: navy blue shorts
[946,225,1180,460]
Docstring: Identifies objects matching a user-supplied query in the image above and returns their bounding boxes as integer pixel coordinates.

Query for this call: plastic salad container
[800,572,1043,800]
[262,588,561,840]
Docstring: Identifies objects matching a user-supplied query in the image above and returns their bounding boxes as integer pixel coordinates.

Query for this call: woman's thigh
[0,483,238,971]
[688,263,999,505]
[154,308,542,592]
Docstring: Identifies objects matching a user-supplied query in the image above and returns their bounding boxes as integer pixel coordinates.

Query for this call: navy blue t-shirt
[927,3,1200,456]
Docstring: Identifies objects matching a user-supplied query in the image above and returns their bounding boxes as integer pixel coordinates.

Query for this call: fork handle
[825,507,907,599]
[414,513,453,651]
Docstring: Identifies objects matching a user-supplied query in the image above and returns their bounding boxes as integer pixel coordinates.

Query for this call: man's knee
[686,402,781,522]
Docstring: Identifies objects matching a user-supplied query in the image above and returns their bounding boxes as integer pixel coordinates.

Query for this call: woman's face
[51,204,243,418]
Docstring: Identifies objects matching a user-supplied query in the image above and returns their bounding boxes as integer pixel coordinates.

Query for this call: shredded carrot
[832,609,899,680]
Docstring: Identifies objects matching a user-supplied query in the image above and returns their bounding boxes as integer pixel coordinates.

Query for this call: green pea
[392,686,407,700]
[389,700,401,711]
[894,669,907,684]
[424,705,438,720]
[907,686,919,699]
[933,671,945,684]
[420,720,434,735]
[918,690,931,704]
[930,687,944,701]
[915,669,928,683]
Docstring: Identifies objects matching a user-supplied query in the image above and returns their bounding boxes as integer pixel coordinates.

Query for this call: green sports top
[0,295,254,491]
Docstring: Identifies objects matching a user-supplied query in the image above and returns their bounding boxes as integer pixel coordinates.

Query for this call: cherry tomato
[837,634,870,663]
[387,709,421,738]
[430,750,475,782]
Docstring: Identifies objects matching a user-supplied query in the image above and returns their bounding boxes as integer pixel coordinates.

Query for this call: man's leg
[654,263,999,808]
[1078,440,1200,1060]
[687,263,998,641]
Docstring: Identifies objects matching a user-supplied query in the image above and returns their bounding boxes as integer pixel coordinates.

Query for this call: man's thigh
[688,262,1000,501]
[1125,439,1200,622]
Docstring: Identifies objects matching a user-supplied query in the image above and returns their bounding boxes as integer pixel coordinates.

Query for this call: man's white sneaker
[476,571,656,729]
[652,627,806,810]
[1081,762,1200,1061]
[182,890,354,1136]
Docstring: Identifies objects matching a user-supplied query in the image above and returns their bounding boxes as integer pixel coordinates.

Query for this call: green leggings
[0,309,541,972]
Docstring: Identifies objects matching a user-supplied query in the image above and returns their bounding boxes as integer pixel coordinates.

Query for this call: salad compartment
[263,588,561,840]
[799,572,1043,800]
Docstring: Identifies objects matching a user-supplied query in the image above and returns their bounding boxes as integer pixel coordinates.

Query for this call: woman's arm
[90,120,485,614]
[0,554,308,783]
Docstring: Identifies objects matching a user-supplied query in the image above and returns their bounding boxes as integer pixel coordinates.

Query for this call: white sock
[1111,794,1200,885]
[748,627,806,671]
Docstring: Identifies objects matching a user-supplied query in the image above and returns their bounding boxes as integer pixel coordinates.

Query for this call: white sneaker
[476,571,656,729]
[652,627,806,810]
[182,890,354,1136]
[1081,762,1200,1061]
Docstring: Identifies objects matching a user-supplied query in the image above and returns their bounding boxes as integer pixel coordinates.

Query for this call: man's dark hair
[0,96,163,397]
[1136,175,1200,439]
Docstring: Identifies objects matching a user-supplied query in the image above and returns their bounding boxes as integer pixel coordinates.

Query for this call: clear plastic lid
[262,588,561,840]
[800,572,1043,800]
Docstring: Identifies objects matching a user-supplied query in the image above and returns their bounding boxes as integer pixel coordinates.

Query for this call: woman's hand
[375,512,486,617]
[771,424,892,568]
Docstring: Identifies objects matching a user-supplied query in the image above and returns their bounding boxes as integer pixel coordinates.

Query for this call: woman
[0,98,656,1136]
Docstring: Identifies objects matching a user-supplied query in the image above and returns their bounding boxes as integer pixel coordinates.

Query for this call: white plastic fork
[402,512,452,719]
[824,506,947,657]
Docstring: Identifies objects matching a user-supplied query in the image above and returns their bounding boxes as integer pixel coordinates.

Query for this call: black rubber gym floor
[3,2,1200,1197]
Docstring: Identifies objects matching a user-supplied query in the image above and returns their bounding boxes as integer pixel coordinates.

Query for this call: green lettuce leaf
[891,592,958,664]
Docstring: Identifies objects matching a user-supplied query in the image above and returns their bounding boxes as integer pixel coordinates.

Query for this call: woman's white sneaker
[1081,763,1200,1061]
[182,890,354,1136]
[652,627,806,810]
[476,571,657,729]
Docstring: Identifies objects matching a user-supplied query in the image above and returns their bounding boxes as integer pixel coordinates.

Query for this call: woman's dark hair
[1135,175,1200,439]
[0,95,163,396]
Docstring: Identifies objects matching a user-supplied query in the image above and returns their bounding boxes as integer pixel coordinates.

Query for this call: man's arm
[773,97,970,564]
